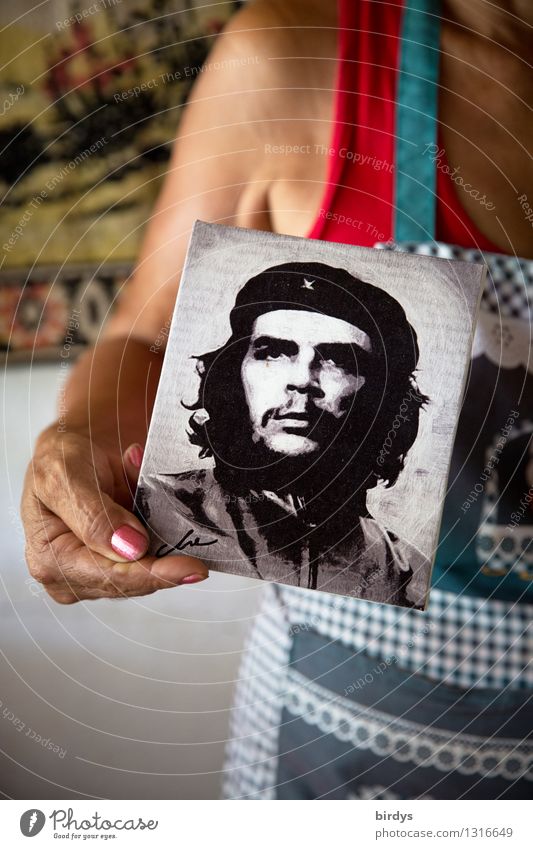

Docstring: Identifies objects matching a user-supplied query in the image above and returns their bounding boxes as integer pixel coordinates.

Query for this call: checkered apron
[221,245,533,800]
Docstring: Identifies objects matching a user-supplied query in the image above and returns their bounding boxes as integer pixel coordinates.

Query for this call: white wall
[0,362,262,799]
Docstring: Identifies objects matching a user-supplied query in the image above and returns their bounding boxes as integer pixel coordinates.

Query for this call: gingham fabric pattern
[268,584,532,690]
[222,585,291,800]
[378,243,532,322]
[222,583,532,799]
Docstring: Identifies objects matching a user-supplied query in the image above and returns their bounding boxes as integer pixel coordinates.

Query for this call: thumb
[36,476,150,564]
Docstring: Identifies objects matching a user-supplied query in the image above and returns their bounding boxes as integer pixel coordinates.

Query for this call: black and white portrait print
[136,222,485,609]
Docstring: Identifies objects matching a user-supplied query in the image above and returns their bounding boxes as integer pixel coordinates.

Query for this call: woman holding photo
[22,0,532,798]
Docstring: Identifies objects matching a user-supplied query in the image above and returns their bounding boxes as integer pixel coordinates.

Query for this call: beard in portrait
[137,262,430,608]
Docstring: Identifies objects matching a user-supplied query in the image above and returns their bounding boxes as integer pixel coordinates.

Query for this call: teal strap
[394,0,441,242]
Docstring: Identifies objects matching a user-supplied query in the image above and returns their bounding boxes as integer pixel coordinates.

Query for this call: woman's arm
[21,2,283,602]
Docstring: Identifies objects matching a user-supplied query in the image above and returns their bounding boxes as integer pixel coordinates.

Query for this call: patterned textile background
[0,0,238,360]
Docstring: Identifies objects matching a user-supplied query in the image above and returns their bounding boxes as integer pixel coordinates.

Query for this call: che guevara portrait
[136,222,484,609]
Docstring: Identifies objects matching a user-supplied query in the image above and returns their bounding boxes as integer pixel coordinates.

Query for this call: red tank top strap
[308,0,504,253]
[308,0,403,246]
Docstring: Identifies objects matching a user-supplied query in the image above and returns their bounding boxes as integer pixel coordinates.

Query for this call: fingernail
[111,525,147,561]
[126,443,144,469]
[180,573,207,585]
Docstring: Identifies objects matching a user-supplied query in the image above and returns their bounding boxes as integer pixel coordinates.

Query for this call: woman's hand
[21,427,208,604]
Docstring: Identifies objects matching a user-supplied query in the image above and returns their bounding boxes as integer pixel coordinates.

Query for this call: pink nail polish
[127,444,144,469]
[111,525,147,561]
[180,574,206,585]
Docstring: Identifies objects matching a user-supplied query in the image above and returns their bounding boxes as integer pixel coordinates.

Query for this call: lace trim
[284,668,533,782]
[348,784,434,800]
[473,311,533,374]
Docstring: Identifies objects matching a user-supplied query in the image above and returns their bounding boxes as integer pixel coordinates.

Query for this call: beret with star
[229,262,420,377]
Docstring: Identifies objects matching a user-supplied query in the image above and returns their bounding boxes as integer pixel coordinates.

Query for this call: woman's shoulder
[217,0,338,89]
[226,0,337,42]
